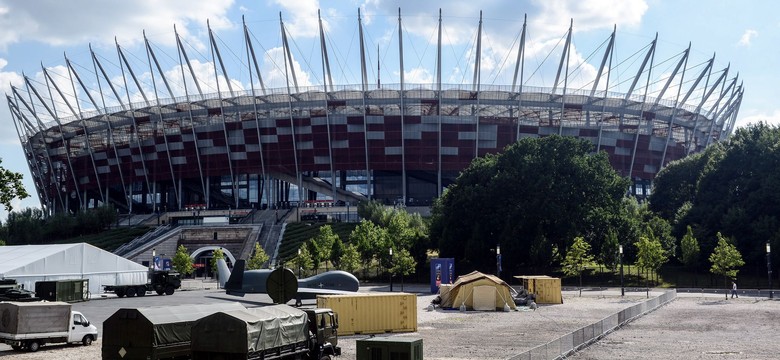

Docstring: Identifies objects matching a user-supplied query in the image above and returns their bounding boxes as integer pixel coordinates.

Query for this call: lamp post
[151,248,156,271]
[297,248,302,277]
[496,244,502,279]
[389,248,394,292]
[768,242,773,299]
[619,245,624,297]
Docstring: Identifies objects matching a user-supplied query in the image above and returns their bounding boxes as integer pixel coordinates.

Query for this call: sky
[0,0,778,220]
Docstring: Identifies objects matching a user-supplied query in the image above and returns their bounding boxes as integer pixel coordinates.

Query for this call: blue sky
[0,0,777,220]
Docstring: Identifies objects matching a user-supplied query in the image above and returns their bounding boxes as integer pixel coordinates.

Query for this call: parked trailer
[191,305,341,360]
[317,293,417,335]
[102,302,245,360]
[103,270,181,298]
[0,301,98,352]
[35,279,90,302]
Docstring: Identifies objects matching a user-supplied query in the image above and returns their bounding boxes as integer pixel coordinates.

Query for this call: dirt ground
[1,289,777,359]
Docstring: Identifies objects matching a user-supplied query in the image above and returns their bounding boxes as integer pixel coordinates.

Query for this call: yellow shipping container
[513,275,562,304]
[317,293,417,335]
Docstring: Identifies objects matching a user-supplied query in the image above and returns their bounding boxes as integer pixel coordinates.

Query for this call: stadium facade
[7,11,743,216]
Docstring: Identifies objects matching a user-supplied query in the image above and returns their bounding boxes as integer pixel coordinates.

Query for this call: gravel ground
[1,287,775,359]
[571,296,780,360]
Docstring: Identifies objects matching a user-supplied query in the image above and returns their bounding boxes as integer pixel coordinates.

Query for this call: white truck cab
[0,302,98,352]
[69,311,99,345]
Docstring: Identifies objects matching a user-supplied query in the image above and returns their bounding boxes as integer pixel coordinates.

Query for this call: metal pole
[619,245,624,296]
[768,243,773,299]
[389,248,394,292]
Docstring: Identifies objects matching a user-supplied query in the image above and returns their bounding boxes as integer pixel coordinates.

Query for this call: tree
[634,235,668,289]
[246,243,270,270]
[709,233,745,299]
[680,225,700,268]
[172,245,194,276]
[211,248,225,276]
[311,225,339,271]
[389,248,417,291]
[0,158,29,212]
[339,243,361,274]
[293,245,314,277]
[561,237,594,296]
[330,238,344,270]
[430,135,628,274]
[350,219,388,279]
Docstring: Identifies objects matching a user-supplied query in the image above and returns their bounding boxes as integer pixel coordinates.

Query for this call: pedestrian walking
[731,281,739,298]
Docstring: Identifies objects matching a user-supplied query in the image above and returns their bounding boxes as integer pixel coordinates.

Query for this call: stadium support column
[512,14,527,142]
[659,45,690,170]
[175,26,207,207]
[144,31,181,209]
[676,54,713,155]
[91,45,132,212]
[398,8,407,205]
[244,16,270,207]
[436,9,442,197]
[65,55,106,207]
[280,13,302,207]
[591,26,614,152]
[358,9,372,200]
[552,20,572,136]
[687,64,728,155]
[473,11,482,159]
[209,20,238,208]
[116,39,153,204]
[318,10,337,203]
[626,35,657,181]
[703,77,738,148]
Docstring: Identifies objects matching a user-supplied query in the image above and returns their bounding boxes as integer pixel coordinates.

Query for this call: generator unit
[356,337,423,360]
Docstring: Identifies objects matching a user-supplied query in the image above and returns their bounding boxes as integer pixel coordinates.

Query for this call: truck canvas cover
[102,302,245,355]
[192,304,308,354]
[0,301,71,335]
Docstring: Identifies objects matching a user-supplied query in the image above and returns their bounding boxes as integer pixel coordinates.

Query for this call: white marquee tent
[0,243,148,295]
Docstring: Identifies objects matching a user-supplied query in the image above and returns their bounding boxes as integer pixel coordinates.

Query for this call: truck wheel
[319,355,331,360]
[27,341,40,352]
[82,335,93,346]
[156,289,165,295]
[116,288,126,298]
[126,287,137,297]
[136,286,146,297]
[164,285,175,296]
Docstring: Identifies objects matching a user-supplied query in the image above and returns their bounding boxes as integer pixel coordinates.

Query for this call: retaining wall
[508,289,677,360]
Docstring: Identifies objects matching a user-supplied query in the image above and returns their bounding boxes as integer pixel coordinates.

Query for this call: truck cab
[69,311,99,345]
[305,308,341,358]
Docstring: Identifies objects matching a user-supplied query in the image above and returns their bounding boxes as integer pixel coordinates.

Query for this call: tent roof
[0,243,147,276]
[453,271,509,287]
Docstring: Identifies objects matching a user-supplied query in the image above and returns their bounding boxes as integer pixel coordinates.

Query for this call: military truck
[0,279,39,302]
[103,270,181,297]
[102,302,246,360]
[0,301,98,352]
[191,305,340,360]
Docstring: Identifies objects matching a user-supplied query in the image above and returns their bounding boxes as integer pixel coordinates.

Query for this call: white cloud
[262,47,313,89]
[531,0,647,36]
[735,109,780,129]
[0,0,235,49]
[737,29,758,47]
[273,0,327,38]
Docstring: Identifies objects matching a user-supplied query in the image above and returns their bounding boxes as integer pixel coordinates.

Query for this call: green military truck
[191,305,341,360]
[103,270,181,297]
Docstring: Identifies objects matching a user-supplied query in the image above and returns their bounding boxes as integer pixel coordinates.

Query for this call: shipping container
[35,279,89,302]
[513,275,562,304]
[316,293,417,335]
[356,337,423,360]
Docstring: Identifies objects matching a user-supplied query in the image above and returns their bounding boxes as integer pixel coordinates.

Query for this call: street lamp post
[297,248,302,277]
[768,242,773,299]
[619,245,624,297]
[389,248,394,292]
[496,244,502,279]
[151,248,156,271]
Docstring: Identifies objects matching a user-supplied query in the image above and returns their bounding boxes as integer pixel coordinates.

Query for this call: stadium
[7,11,743,216]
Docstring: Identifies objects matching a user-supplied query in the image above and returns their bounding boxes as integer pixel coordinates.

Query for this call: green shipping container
[35,279,89,302]
[356,337,423,360]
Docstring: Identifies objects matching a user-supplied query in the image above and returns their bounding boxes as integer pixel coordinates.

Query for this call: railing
[114,224,173,256]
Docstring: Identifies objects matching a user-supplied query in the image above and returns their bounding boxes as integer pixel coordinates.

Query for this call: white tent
[0,243,148,295]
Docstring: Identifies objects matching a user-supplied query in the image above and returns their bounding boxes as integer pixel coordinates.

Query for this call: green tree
[293,245,314,277]
[430,135,628,273]
[561,237,594,296]
[330,238,344,270]
[680,225,700,268]
[0,239,5,246]
[389,248,417,291]
[350,219,389,279]
[246,243,270,270]
[339,243,361,274]
[311,225,338,271]
[634,235,668,288]
[709,233,745,299]
[0,158,29,212]
[211,248,225,276]
[172,245,194,276]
